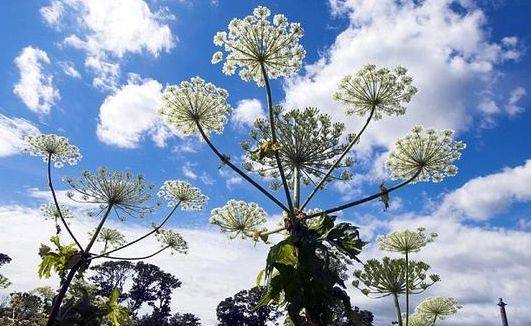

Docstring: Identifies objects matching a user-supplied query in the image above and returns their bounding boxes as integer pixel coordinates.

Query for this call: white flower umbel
[160,77,232,136]
[25,134,81,167]
[386,126,466,183]
[65,167,155,219]
[210,200,267,239]
[377,228,437,254]
[156,229,188,255]
[212,6,305,86]
[89,227,126,251]
[158,180,208,210]
[40,202,75,221]
[406,313,431,326]
[333,65,417,120]
[415,296,461,322]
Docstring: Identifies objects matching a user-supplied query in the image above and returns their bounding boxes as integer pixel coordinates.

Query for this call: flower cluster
[212,6,305,86]
[156,229,188,254]
[386,126,466,183]
[241,107,353,190]
[160,77,232,136]
[377,228,437,254]
[415,296,461,321]
[352,257,439,298]
[333,64,417,120]
[65,167,155,219]
[40,202,75,221]
[210,200,267,239]
[158,180,208,210]
[89,227,126,252]
[406,313,431,326]
[25,134,81,168]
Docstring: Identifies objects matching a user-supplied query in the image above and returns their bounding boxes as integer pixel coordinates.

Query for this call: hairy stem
[405,251,410,326]
[90,202,181,260]
[260,63,294,212]
[294,166,301,209]
[306,171,419,218]
[47,155,83,251]
[195,120,289,212]
[393,293,403,326]
[102,246,169,261]
[46,258,84,326]
[300,106,375,210]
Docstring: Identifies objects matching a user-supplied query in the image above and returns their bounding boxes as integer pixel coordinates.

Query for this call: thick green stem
[294,167,301,209]
[405,251,410,326]
[300,105,375,211]
[47,155,83,251]
[393,293,403,326]
[260,63,294,212]
[195,121,289,212]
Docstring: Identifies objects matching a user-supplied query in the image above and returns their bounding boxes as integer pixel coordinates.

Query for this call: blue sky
[1,0,530,324]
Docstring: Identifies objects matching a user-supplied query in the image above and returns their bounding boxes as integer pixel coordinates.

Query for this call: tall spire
[498,298,509,326]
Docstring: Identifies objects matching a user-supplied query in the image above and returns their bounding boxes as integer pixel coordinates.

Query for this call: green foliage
[258,214,365,325]
[38,236,80,281]
[0,253,12,289]
[104,288,129,326]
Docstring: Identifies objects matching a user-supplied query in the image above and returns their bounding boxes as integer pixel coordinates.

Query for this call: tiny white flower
[158,180,208,210]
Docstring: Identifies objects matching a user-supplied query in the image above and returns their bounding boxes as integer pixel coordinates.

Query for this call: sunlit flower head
[156,229,188,254]
[40,202,75,221]
[333,64,417,120]
[386,126,466,183]
[415,296,462,321]
[25,134,81,168]
[64,167,155,219]
[160,77,232,136]
[210,200,267,239]
[406,313,431,326]
[89,227,126,251]
[241,107,353,190]
[352,257,439,298]
[377,228,437,254]
[158,180,208,210]
[212,6,305,86]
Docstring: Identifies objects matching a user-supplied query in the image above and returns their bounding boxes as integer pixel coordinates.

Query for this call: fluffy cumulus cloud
[40,0,175,90]
[0,114,40,157]
[439,159,531,220]
[96,75,172,148]
[284,0,521,153]
[13,46,60,114]
[232,98,265,128]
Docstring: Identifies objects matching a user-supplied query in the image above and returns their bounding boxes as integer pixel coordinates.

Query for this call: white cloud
[284,0,520,154]
[0,114,40,157]
[506,86,526,116]
[219,167,243,188]
[96,75,172,148]
[58,61,81,78]
[232,98,264,128]
[13,46,60,114]
[182,162,198,180]
[439,159,531,221]
[41,0,175,90]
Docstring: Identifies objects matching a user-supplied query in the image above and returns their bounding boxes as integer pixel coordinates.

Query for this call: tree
[156,5,465,325]
[169,313,202,326]
[216,286,282,325]
[90,261,186,323]
[0,253,11,289]
[24,134,207,325]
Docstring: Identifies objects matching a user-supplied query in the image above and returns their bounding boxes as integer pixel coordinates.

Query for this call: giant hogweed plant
[24,134,208,325]
[158,6,465,325]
